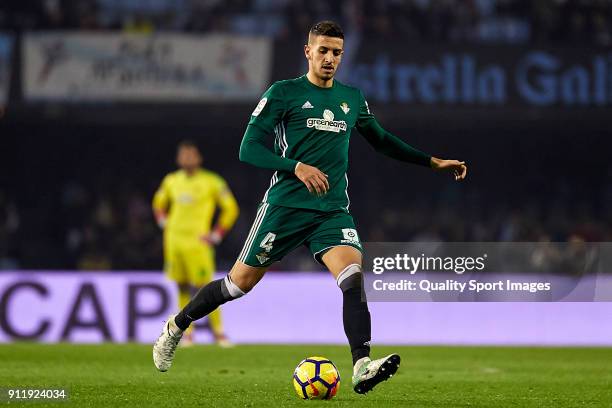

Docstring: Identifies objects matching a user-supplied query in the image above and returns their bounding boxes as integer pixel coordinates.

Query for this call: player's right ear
[304,45,311,60]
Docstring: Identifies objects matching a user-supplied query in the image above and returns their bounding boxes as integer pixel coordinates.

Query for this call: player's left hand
[430,157,467,181]
[200,227,225,245]
[154,211,168,229]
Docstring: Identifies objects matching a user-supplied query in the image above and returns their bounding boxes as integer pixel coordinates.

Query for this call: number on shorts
[260,232,276,252]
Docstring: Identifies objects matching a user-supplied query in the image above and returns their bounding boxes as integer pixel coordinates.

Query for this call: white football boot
[352,354,401,394]
[153,314,183,372]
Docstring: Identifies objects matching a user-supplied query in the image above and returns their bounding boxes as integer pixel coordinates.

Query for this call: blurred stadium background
[0,0,611,346]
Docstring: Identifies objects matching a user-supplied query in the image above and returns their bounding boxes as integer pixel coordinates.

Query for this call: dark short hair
[177,139,199,152]
[309,20,344,40]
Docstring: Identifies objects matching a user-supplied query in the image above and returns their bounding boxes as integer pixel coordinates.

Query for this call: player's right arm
[152,175,172,229]
[239,83,298,172]
[239,83,329,195]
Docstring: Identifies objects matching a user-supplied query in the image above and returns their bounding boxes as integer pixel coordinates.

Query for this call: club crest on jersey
[340,102,350,114]
[306,109,347,133]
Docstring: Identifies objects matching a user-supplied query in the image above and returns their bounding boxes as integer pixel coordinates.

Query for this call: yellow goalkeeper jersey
[152,169,239,237]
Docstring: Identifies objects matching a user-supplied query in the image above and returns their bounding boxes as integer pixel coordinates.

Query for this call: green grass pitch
[1,344,611,407]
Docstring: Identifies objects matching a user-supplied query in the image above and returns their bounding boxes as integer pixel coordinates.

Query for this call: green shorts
[237,202,362,267]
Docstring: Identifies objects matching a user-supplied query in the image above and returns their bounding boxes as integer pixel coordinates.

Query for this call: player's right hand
[294,162,329,196]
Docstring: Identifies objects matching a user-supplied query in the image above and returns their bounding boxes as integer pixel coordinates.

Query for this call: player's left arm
[355,92,467,181]
[202,177,240,245]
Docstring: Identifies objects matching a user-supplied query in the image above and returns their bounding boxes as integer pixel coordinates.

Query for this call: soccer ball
[292,356,340,400]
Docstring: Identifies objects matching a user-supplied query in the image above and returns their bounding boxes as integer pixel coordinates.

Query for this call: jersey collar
[302,74,336,91]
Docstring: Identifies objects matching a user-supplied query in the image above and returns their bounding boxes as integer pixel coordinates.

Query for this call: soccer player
[153,140,239,346]
[154,22,467,393]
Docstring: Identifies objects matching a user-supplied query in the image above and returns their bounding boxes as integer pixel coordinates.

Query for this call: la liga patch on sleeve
[252,97,268,117]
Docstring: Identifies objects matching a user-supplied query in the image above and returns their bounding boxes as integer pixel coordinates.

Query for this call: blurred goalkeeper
[152,140,239,347]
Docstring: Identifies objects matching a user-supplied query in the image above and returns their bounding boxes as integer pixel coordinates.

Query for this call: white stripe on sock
[336,263,362,287]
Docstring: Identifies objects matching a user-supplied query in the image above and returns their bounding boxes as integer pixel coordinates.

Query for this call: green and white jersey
[247,75,372,212]
[240,75,431,212]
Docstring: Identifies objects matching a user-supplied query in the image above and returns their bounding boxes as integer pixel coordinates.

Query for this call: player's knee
[228,262,265,293]
[336,263,363,292]
[221,274,247,300]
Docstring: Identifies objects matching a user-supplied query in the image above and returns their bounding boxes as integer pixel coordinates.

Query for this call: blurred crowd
[1,0,610,272]
[0,0,610,45]
[1,175,610,271]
